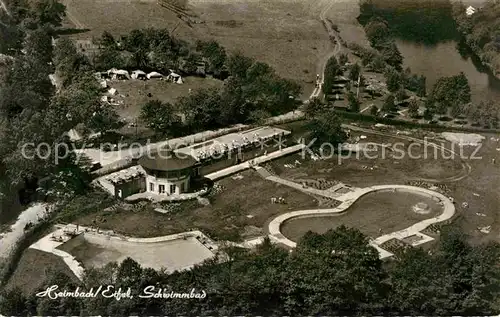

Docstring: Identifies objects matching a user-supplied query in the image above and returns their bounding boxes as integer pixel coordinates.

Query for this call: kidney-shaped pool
[280,190,444,241]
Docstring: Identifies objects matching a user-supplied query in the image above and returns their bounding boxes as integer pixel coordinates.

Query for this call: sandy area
[441,132,486,146]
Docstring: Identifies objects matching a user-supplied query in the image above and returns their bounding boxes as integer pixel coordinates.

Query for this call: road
[309,0,343,100]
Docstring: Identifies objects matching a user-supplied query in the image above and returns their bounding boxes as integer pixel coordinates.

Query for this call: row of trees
[384,66,426,96]
[362,18,403,70]
[93,29,229,78]
[2,226,500,315]
[426,72,471,117]
[141,53,302,135]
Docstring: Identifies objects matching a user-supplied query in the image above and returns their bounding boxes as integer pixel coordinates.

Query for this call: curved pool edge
[267,185,455,258]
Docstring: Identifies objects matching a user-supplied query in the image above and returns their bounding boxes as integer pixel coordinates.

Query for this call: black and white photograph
[0,0,500,315]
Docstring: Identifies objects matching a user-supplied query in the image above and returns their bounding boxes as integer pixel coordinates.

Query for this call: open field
[281,190,443,240]
[109,76,223,121]
[445,133,500,245]
[268,131,465,187]
[62,0,333,90]
[74,170,320,241]
[5,249,78,294]
[62,0,196,39]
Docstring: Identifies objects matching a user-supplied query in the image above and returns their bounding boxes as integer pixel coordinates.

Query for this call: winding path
[309,0,342,99]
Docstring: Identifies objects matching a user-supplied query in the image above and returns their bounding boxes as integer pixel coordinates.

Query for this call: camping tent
[147,71,163,79]
[176,77,183,84]
[107,68,130,79]
[108,88,117,95]
[131,70,147,79]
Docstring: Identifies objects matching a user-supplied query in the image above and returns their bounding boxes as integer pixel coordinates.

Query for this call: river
[396,39,500,103]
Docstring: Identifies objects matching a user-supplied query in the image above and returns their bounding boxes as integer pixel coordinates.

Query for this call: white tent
[147,71,163,79]
[176,76,183,84]
[466,5,476,16]
[131,70,147,79]
[107,68,130,79]
[108,88,117,95]
[99,79,107,88]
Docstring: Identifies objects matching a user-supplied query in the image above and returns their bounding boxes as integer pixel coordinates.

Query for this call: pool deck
[266,183,455,259]
[205,143,306,181]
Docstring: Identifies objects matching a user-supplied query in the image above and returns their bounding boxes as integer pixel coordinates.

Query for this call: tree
[423,106,434,121]
[24,28,53,67]
[347,91,360,112]
[379,41,403,70]
[178,88,223,132]
[97,31,117,49]
[140,100,181,134]
[348,63,361,82]
[196,40,227,74]
[384,68,402,92]
[408,99,419,118]
[395,88,407,101]
[227,52,254,79]
[26,0,66,29]
[430,73,471,115]
[307,109,347,152]
[339,53,349,66]
[323,56,341,96]
[53,38,91,87]
[304,97,325,118]
[0,287,30,316]
[365,19,390,48]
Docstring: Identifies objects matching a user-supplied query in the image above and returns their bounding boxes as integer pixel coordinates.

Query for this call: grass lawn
[62,0,332,91]
[74,170,320,242]
[109,76,224,121]
[5,249,79,294]
[269,128,465,187]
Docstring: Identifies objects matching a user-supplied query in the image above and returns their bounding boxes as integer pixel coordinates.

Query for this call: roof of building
[103,165,145,184]
[174,126,291,161]
[138,148,197,172]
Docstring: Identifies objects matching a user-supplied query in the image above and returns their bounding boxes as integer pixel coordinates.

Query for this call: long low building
[95,126,292,198]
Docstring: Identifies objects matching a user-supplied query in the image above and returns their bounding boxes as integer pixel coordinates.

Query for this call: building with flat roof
[95,126,291,199]
[138,148,197,195]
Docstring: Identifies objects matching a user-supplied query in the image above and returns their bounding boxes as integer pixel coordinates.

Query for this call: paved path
[309,0,343,100]
[267,185,455,259]
[0,203,53,259]
[30,224,218,280]
[255,169,347,199]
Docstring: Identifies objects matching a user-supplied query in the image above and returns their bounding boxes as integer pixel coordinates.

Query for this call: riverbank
[453,1,500,80]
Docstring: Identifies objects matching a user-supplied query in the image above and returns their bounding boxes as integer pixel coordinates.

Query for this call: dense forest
[1,226,500,315]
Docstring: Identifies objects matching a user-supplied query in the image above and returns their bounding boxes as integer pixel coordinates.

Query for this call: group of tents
[102,68,184,84]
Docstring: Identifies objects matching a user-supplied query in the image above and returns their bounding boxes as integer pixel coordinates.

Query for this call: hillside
[453,1,500,78]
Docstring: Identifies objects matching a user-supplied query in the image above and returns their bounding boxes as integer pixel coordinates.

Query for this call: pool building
[96,126,291,198]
